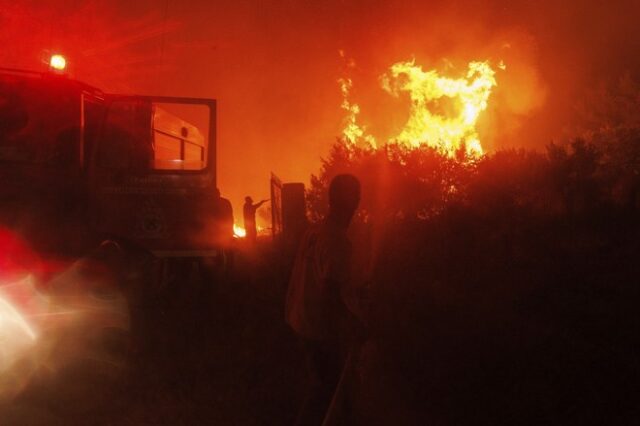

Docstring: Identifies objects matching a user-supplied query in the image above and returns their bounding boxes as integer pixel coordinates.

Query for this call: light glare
[49,54,67,71]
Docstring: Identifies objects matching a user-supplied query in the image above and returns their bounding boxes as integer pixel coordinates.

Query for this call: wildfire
[339,77,376,147]
[233,224,267,238]
[233,224,246,238]
[340,58,500,157]
[381,60,496,156]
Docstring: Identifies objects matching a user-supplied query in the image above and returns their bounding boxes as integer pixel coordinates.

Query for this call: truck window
[152,104,207,171]
[96,100,208,171]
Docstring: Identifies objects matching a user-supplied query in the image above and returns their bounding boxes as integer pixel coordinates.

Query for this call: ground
[0,241,308,425]
[1,235,638,425]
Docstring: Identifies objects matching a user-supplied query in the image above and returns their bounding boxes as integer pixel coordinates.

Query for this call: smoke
[0,0,638,220]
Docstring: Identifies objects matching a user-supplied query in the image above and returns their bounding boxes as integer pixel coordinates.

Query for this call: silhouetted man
[213,188,234,243]
[285,174,362,426]
[243,196,268,243]
[212,188,234,272]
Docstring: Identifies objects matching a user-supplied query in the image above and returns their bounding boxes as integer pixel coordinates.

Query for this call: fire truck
[0,58,226,285]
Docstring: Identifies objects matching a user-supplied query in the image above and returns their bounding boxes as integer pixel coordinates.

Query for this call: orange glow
[233,224,268,238]
[49,54,66,71]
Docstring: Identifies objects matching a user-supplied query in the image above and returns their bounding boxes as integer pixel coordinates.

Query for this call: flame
[381,60,497,157]
[233,224,268,238]
[338,58,500,157]
[233,224,246,238]
[338,77,376,147]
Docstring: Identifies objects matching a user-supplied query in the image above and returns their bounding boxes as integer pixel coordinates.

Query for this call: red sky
[2,0,639,226]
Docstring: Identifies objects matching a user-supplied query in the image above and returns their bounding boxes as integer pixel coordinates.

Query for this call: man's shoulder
[314,224,350,253]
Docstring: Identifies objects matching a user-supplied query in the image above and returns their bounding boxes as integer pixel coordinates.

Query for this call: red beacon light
[49,54,67,72]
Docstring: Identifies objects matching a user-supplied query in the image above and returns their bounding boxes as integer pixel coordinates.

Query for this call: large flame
[339,77,376,147]
[382,60,497,156]
[340,59,500,157]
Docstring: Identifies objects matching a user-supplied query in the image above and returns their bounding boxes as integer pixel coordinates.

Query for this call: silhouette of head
[328,174,360,226]
[245,196,253,204]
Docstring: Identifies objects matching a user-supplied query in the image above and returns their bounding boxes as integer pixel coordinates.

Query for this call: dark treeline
[307,129,640,424]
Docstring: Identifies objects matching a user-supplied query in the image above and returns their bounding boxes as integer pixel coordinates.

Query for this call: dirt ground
[0,242,344,425]
[1,236,637,425]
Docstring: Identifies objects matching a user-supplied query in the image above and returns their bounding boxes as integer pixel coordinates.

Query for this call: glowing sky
[1,0,639,224]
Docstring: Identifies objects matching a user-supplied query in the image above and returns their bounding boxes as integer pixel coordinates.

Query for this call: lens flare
[0,277,38,375]
[0,260,130,402]
[0,297,36,341]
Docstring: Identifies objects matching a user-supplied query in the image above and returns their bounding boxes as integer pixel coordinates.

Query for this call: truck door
[0,73,87,256]
[88,96,218,256]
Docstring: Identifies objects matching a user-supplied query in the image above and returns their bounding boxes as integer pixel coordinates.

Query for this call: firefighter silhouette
[243,196,268,242]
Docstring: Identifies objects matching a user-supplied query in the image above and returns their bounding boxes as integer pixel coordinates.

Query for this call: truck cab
[0,68,222,265]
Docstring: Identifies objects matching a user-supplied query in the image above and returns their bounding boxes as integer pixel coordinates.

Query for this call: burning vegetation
[1,1,640,424]
[304,130,640,423]
[307,64,640,424]
[340,58,501,157]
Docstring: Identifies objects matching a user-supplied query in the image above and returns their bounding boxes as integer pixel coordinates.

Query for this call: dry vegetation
[307,129,640,424]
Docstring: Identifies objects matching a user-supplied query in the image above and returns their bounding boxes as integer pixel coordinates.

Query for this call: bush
[308,135,640,424]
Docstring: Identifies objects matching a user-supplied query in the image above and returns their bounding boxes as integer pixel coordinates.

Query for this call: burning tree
[307,139,475,224]
[339,57,501,156]
[304,65,640,422]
